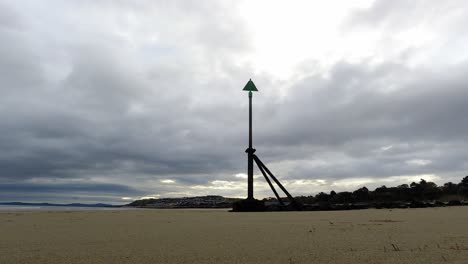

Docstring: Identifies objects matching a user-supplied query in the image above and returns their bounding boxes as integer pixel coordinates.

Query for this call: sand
[1,207,467,264]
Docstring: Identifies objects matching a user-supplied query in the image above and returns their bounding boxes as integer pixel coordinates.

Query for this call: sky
[1,0,468,204]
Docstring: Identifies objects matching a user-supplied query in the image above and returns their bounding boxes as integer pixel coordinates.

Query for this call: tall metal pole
[247,91,254,199]
[243,79,258,201]
[249,91,252,149]
[236,79,299,211]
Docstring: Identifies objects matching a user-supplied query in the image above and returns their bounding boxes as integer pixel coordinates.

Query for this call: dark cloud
[0,1,253,203]
[0,182,141,203]
[0,182,136,193]
[259,61,468,148]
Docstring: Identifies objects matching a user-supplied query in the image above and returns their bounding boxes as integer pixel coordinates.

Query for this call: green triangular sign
[243,79,258,92]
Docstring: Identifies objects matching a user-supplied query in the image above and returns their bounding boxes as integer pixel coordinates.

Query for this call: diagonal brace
[253,155,300,208]
[255,159,284,206]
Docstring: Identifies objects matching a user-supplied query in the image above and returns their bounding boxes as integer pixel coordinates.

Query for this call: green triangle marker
[243,79,258,92]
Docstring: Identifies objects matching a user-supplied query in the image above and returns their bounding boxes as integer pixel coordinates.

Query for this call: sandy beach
[1,207,467,264]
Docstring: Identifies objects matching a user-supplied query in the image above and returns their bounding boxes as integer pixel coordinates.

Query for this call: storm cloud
[1,0,468,203]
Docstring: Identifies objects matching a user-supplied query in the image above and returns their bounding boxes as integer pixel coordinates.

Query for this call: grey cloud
[0,1,250,196]
[0,182,141,204]
[1,1,468,203]
[252,59,468,183]
[258,61,468,148]
[348,0,468,29]
[0,182,136,193]
[0,2,22,30]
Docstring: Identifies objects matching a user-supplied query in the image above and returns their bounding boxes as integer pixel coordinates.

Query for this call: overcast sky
[1,0,468,204]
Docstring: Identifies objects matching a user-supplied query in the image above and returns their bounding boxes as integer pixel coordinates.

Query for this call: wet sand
[1,207,467,264]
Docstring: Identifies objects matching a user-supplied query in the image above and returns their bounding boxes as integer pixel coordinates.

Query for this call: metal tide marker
[232,79,301,212]
[243,79,257,200]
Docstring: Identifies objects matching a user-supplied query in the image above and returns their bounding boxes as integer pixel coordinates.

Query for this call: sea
[0,205,136,212]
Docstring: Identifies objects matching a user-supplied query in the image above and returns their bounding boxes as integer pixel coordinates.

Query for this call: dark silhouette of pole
[247,91,254,199]
[249,91,252,149]
[235,79,299,211]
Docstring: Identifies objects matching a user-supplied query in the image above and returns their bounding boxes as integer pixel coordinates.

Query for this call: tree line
[291,176,468,206]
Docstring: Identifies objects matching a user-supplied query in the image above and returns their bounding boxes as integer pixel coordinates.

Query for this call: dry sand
[1,207,468,264]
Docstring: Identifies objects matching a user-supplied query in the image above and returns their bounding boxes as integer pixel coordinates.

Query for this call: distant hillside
[127,195,241,208]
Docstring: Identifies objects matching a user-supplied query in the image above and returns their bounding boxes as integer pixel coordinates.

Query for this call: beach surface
[1,207,467,264]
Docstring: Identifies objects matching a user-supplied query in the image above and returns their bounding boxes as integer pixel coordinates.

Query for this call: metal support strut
[253,154,301,209]
[255,158,284,206]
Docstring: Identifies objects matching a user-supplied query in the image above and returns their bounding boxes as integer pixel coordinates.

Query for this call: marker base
[231,198,265,212]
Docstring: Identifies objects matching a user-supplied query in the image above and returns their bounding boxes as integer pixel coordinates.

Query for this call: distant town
[127,195,241,208]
